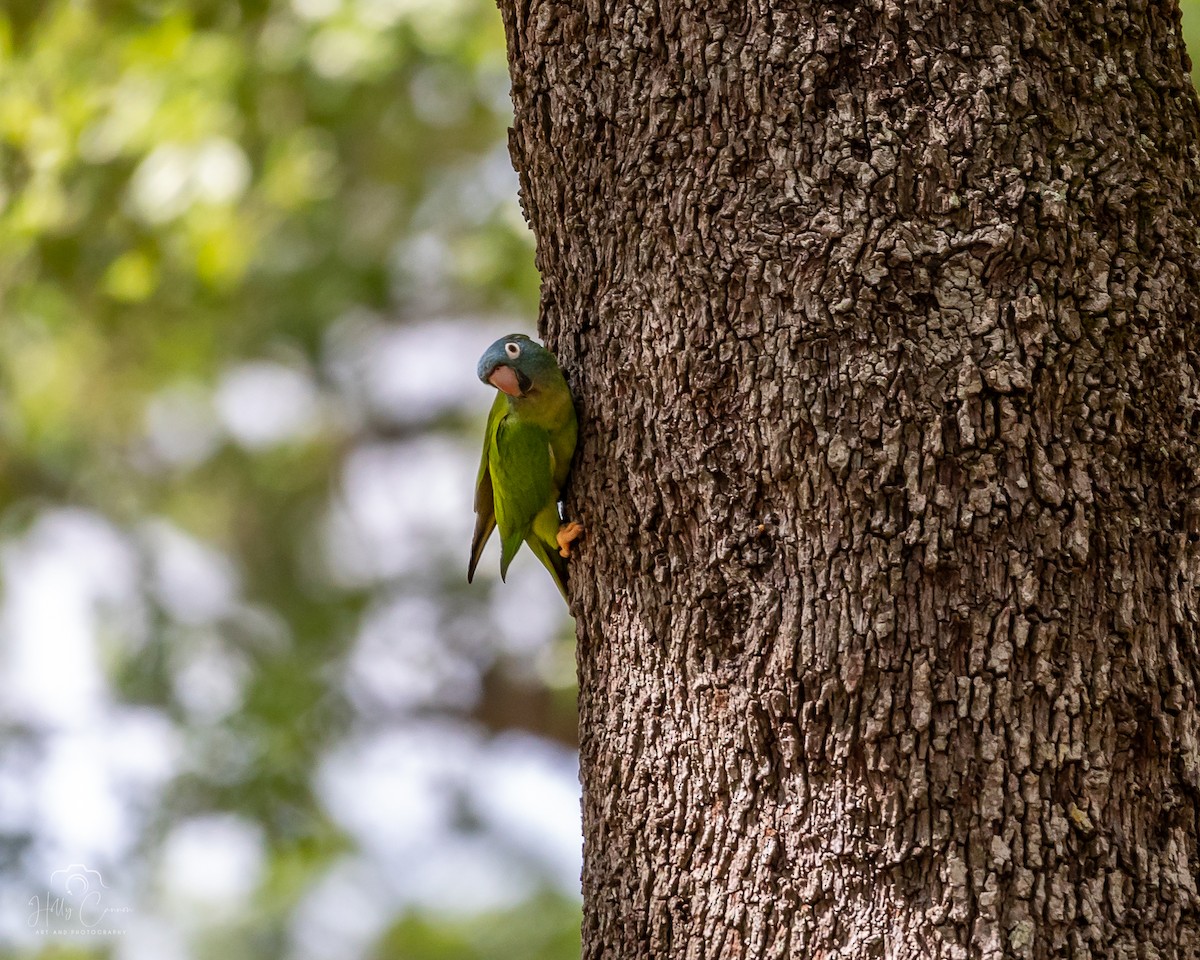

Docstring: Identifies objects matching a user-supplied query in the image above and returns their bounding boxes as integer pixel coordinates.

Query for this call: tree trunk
[499,0,1200,955]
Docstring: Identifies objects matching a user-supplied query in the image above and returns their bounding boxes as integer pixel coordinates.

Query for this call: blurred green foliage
[0,0,532,521]
[375,894,582,960]
[0,0,577,958]
[1185,0,1200,83]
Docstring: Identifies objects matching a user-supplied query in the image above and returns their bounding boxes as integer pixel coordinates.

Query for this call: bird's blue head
[477,333,558,399]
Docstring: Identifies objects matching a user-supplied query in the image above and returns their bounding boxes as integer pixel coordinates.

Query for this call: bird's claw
[557,521,584,558]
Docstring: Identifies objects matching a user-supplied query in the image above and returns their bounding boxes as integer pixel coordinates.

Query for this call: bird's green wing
[491,417,554,580]
[468,393,507,582]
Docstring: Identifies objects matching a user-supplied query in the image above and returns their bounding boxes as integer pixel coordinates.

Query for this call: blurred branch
[473,665,577,748]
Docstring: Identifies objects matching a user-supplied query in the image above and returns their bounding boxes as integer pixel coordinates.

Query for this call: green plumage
[469,334,578,598]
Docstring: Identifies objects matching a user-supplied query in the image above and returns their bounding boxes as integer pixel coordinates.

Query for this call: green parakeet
[468,333,581,599]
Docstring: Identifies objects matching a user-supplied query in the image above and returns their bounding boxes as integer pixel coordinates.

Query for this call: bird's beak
[487,365,523,397]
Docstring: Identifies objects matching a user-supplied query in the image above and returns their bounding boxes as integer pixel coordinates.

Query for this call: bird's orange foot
[557,521,584,558]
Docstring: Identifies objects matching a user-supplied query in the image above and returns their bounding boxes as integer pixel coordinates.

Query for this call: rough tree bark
[499,0,1200,955]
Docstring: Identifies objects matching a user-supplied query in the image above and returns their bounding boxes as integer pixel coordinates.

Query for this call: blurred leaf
[374,893,581,960]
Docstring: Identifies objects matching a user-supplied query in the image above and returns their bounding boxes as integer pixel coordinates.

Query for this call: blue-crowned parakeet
[468,334,581,598]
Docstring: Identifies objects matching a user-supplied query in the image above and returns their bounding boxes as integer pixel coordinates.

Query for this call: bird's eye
[505,342,521,359]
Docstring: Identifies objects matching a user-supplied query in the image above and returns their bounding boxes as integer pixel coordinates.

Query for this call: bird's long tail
[527,537,568,601]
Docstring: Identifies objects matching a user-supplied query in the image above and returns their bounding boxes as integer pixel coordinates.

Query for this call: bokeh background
[1,2,1199,958]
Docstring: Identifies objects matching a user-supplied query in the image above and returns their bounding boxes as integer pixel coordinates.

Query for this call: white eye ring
[504,342,521,359]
